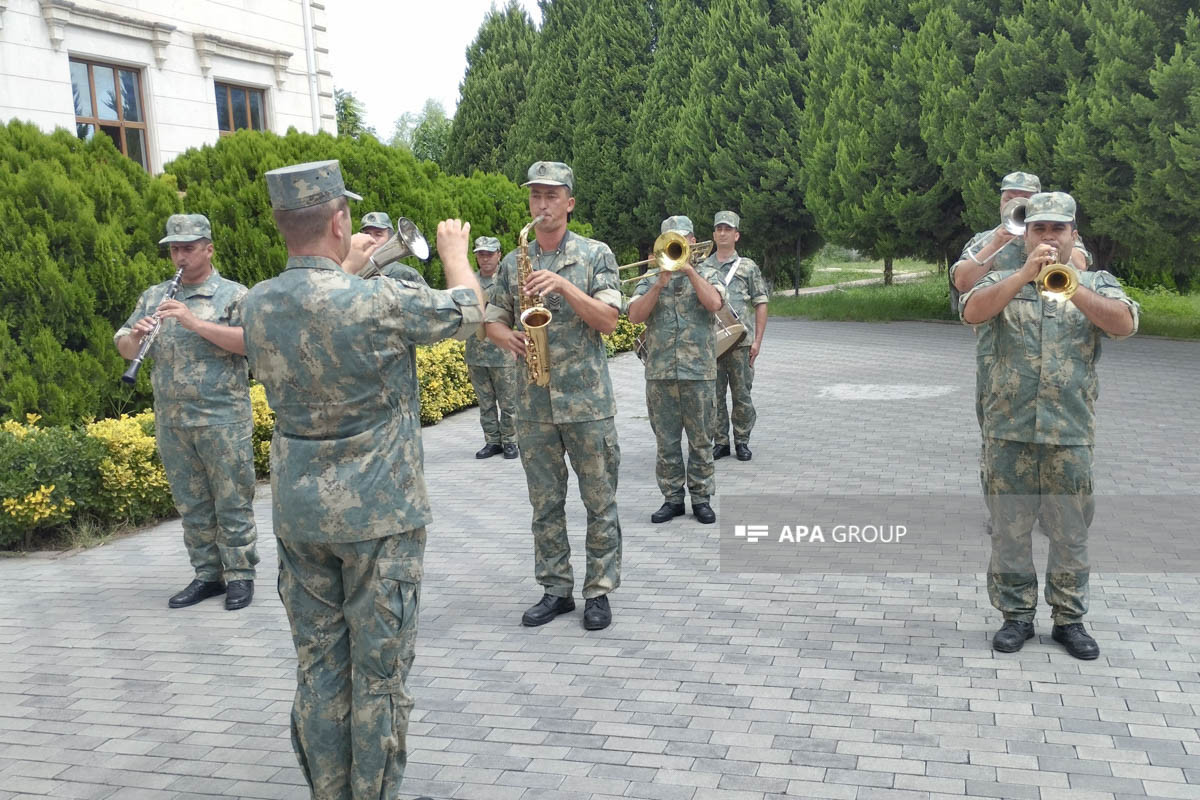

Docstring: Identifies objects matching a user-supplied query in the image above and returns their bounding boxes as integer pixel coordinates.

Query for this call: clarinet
[121,266,185,385]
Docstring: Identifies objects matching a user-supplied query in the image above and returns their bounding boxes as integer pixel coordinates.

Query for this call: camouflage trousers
[277,529,425,800]
[983,438,1094,625]
[467,363,516,445]
[156,420,258,582]
[715,347,756,447]
[517,417,621,599]
[647,379,715,504]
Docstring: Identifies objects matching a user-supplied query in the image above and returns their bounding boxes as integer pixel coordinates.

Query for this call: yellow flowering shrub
[416,339,477,424]
[604,317,644,356]
[0,417,106,548]
[85,412,174,523]
[250,383,274,478]
[1,484,75,530]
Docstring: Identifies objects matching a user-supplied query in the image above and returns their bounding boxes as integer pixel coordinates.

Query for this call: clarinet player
[114,213,260,611]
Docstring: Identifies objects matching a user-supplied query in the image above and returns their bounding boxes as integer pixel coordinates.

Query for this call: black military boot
[735,443,752,461]
[475,443,503,459]
[692,503,716,524]
[651,502,685,523]
[991,620,1035,652]
[502,443,519,459]
[522,594,575,627]
[583,595,611,630]
[168,579,225,609]
[225,580,254,610]
[713,443,731,460]
[1052,623,1100,660]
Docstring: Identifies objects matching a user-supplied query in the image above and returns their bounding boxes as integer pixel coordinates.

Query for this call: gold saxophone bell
[619,232,713,283]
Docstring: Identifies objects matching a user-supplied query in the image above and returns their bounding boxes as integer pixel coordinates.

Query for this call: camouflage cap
[159,213,211,244]
[360,211,393,231]
[1023,191,1076,224]
[660,215,694,236]
[265,160,363,211]
[522,161,574,191]
[1000,171,1041,193]
[713,210,741,230]
[473,236,501,253]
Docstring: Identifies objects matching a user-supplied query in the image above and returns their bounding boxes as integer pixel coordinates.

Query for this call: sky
[325,0,543,139]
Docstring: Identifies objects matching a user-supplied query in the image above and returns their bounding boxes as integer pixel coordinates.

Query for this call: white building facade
[0,0,337,172]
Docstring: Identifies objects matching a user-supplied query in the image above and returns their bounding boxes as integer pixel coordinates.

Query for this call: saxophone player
[485,161,625,632]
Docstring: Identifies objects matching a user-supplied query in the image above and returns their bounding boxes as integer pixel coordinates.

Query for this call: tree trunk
[884,256,894,286]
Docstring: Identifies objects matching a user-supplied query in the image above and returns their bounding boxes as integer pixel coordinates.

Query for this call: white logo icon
[734,524,769,543]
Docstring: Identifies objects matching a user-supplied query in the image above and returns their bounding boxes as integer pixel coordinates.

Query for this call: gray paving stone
[1,319,1197,800]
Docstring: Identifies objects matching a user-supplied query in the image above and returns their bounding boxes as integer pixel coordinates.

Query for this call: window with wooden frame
[214,82,266,135]
[69,58,149,170]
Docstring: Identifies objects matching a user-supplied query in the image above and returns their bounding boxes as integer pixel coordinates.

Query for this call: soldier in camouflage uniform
[115,214,259,611]
[485,161,623,632]
[239,160,482,800]
[960,191,1138,660]
[702,211,769,463]
[359,211,429,427]
[627,215,725,525]
[467,236,519,459]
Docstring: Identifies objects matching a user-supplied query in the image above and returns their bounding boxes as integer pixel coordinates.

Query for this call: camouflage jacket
[240,256,482,542]
[632,267,726,380]
[466,273,515,368]
[960,269,1138,446]
[699,251,768,347]
[484,230,622,423]
[115,268,250,427]
[381,262,428,286]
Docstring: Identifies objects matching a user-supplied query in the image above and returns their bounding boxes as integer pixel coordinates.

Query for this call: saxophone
[517,215,551,387]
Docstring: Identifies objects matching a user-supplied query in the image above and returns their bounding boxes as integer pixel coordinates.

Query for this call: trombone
[619,232,713,284]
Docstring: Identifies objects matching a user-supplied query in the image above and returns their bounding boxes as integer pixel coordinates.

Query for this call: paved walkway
[773,270,934,297]
[2,320,1199,800]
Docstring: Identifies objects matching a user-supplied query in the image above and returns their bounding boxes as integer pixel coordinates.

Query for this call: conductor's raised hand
[342,233,380,275]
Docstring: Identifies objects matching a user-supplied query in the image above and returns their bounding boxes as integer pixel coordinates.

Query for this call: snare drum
[714,302,746,359]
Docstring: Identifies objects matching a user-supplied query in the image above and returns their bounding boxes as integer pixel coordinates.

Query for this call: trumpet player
[485,161,624,632]
[951,171,1090,313]
[114,213,259,611]
[627,216,725,525]
[960,192,1138,660]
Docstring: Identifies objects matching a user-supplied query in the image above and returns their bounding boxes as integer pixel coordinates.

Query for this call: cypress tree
[445,1,538,176]
[673,0,819,287]
[627,0,707,257]
[567,0,654,251]
[1056,0,1193,274]
[1133,10,1200,290]
[504,0,587,181]
[800,0,949,283]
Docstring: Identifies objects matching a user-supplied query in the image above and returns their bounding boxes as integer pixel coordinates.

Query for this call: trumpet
[1001,197,1031,236]
[1036,247,1079,302]
[619,232,713,284]
[358,217,430,279]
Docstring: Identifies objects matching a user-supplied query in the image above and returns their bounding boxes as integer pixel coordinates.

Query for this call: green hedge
[0,122,554,427]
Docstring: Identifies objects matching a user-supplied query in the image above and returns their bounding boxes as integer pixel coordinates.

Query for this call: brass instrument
[517,215,551,387]
[1036,248,1079,302]
[121,266,185,385]
[619,232,713,284]
[1001,197,1031,236]
[358,217,430,279]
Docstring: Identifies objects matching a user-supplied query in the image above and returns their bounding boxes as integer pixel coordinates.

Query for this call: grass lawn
[803,256,935,288]
[771,273,1200,339]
